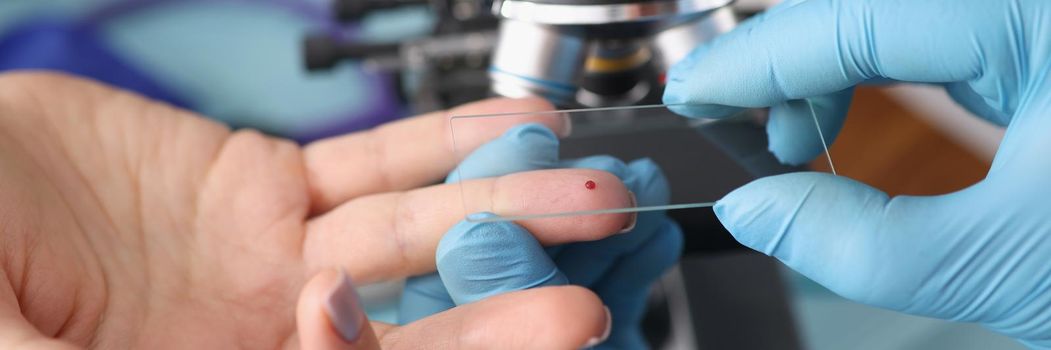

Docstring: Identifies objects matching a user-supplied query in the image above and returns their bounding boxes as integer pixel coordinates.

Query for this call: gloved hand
[399,124,684,349]
[664,0,1051,347]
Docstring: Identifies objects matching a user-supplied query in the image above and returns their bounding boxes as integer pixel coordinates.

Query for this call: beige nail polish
[560,113,574,137]
[583,306,612,348]
[618,192,637,234]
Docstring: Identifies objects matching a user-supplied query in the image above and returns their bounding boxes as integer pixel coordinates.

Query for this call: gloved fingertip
[560,155,629,179]
[713,174,806,254]
[712,198,749,245]
[664,102,743,119]
[715,172,872,256]
[503,123,559,144]
[767,138,822,166]
[626,157,661,175]
[766,102,819,165]
[625,158,670,207]
[447,124,560,183]
[765,94,850,166]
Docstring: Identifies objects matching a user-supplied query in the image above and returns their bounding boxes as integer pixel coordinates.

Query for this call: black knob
[333,0,371,21]
[303,34,340,71]
[332,0,429,22]
[303,34,403,71]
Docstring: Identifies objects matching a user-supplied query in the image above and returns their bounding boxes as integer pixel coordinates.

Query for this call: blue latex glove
[398,124,684,349]
[664,0,1051,347]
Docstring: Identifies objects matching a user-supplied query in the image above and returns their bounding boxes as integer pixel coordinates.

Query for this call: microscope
[304,0,738,109]
[488,0,736,107]
[304,1,805,349]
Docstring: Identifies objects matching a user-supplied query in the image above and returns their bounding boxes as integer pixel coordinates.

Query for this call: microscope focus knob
[303,34,402,71]
[303,35,341,71]
[333,0,430,22]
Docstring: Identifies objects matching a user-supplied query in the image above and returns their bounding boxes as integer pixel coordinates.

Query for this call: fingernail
[583,306,612,348]
[559,113,573,137]
[324,269,365,343]
[618,192,637,234]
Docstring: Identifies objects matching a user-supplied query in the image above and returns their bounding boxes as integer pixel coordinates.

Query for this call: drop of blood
[585,180,596,190]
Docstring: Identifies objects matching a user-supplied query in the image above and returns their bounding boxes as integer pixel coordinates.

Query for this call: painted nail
[560,113,574,138]
[583,306,612,348]
[324,269,366,343]
[618,192,638,234]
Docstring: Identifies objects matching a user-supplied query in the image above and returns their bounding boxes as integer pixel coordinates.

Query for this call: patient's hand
[0,72,626,349]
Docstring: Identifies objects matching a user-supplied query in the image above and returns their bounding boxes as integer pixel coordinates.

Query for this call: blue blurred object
[787,268,1026,350]
[665,0,1051,348]
[0,18,192,109]
[399,124,684,349]
[0,0,422,142]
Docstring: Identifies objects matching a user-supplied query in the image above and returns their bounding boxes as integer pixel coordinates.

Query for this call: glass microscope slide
[448,103,836,223]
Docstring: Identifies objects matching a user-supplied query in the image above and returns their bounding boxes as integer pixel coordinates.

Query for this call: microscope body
[489,0,737,107]
[305,0,738,109]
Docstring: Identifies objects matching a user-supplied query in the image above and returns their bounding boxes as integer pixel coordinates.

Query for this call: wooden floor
[809,87,990,196]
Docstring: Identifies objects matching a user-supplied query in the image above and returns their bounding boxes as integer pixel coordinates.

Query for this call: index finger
[303,97,569,213]
[303,168,634,283]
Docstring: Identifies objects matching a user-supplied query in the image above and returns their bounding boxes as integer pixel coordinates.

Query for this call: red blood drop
[585,180,596,190]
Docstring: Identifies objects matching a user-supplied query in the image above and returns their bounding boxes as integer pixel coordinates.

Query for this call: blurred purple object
[296,73,408,143]
[0,0,409,143]
[0,18,195,109]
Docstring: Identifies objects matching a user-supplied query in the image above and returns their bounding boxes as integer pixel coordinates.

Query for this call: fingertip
[503,122,559,144]
[625,158,671,207]
[448,123,560,183]
[715,173,807,252]
[766,101,824,165]
[715,172,964,310]
[298,269,380,350]
[660,38,752,118]
[526,286,610,349]
[765,92,850,165]
[664,100,744,120]
[560,155,629,179]
[661,26,761,115]
[714,172,878,255]
[712,196,752,249]
[662,0,865,112]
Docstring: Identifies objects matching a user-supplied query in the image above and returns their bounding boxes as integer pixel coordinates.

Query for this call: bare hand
[0,73,628,349]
